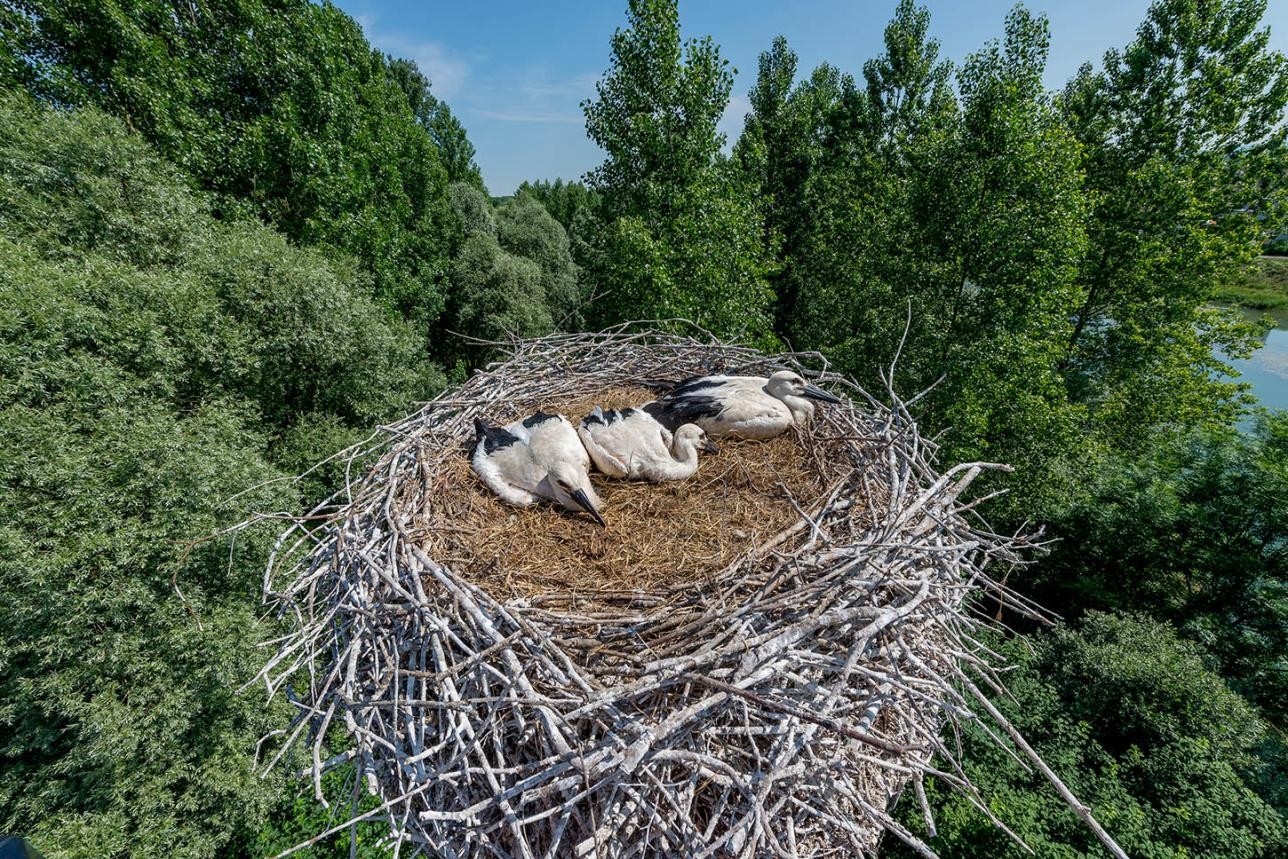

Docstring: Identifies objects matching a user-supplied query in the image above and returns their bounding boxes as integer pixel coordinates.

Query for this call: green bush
[1033,415,1288,722]
[0,92,437,857]
[889,614,1285,858]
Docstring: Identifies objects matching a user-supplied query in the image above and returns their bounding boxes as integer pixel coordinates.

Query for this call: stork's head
[765,370,841,424]
[673,423,718,456]
[547,461,605,527]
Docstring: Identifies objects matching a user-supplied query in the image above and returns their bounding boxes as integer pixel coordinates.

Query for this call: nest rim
[247,323,1127,859]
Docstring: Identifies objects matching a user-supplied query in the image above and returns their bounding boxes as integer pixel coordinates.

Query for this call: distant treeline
[0,0,1285,857]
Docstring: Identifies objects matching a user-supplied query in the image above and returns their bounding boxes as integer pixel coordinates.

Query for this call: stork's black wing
[581,407,635,428]
[667,376,728,397]
[473,417,521,455]
[642,396,725,431]
[521,411,559,428]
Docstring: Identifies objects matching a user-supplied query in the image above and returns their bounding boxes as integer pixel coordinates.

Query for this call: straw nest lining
[411,385,839,597]
[251,326,1128,859]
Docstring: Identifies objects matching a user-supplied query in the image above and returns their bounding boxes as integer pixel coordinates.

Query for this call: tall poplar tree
[579,0,773,341]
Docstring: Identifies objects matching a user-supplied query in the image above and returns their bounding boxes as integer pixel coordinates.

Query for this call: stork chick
[578,406,718,482]
[647,370,842,439]
[471,411,605,525]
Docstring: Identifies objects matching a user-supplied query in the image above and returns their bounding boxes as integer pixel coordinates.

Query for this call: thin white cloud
[408,42,468,99]
[518,72,600,101]
[471,108,584,125]
[352,15,470,100]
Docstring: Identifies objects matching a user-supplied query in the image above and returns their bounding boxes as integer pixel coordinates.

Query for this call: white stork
[471,411,605,525]
[646,370,842,439]
[577,406,718,482]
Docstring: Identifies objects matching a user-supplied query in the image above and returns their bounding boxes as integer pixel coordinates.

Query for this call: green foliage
[583,0,730,215]
[449,233,551,344]
[0,92,436,857]
[769,3,1090,515]
[733,37,844,329]
[0,94,441,431]
[386,56,484,189]
[496,195,583,327]
[1059,0,1288,449]
[8,0,462,332]
[441,183,563,360]
[1033,416,1288,722]
[580,0,775,342]
[890,614,1285,859]
[255,766,391,859]
[516,178,596,235]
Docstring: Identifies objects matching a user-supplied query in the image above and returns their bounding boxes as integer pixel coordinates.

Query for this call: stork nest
[249,325,1127,859]
[414,385,838,597]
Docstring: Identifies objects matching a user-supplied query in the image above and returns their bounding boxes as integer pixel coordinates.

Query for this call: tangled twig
[249,322,1126,859]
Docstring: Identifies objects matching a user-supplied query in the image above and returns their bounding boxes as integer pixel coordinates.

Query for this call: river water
[1227,307,1288,413]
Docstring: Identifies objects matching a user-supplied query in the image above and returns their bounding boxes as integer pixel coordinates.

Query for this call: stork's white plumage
[471,411,605,525]
[648,370,842,439]
[577,406,718,482]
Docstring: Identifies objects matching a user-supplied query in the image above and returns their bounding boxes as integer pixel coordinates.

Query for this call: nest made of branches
[250,324,1127,859]
[411,385,838,597]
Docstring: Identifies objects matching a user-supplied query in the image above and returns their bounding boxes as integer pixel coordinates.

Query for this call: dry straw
[249,323,1128,858]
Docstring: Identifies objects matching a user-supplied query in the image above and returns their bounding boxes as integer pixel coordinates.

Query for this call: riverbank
[1213,255,1288,309]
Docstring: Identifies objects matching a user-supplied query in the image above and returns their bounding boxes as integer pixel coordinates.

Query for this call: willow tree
[0,92,439,858]
[1060,0,1288,447]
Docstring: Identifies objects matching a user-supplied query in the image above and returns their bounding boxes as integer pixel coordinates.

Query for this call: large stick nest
[251,325,1127,859]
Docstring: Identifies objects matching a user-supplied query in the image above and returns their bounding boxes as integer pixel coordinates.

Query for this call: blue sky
[333,1,1288,195]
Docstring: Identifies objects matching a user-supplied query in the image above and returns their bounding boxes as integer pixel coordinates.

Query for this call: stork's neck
[671,437,699,465]
[652,438,700,480]
[780,395,816,425]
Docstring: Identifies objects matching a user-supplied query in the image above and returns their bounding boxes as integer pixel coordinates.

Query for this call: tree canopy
[579,0,775,342]
[0,89,439,855]
[1,0,1286,855]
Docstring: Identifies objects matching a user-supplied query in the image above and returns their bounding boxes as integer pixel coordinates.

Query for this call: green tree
[496,195,582,327]
[0,92,437,858]
[785,3,1089,515]
[516,178,596,236]
[891,614,1285,858]
[442,183,556,361]
[387,56,484,189]
[1032,415,1288,722]
[734,37,846,330]
[580,0,774,341]
[914,7,1089,514]
[7,0,465,336]
[1059,0,1288,448]
[783,0,954,359]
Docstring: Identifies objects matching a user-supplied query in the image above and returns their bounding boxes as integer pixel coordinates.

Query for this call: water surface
[1226,306,1288,413]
